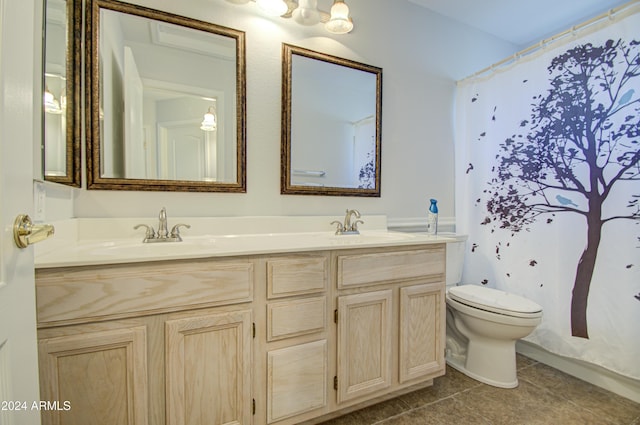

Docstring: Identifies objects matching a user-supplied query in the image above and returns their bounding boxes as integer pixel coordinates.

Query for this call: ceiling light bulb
[256,0,288,16]
[292,0,320,26]
[325,0,353,34]
[200,107,217,131]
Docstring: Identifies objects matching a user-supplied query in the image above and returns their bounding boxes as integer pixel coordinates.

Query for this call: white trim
[387,216,456,233]
[517,340,640,403]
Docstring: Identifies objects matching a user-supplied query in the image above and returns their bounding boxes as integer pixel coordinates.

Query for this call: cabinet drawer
[36,259,254,326]
[337,246,445,289]
[267,256,327,298]
[267,296,326,341]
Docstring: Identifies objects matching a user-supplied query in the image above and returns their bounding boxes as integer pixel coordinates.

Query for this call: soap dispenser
[426,198,438,235]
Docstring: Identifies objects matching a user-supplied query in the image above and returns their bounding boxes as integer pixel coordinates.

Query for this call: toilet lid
[448,285,543,318]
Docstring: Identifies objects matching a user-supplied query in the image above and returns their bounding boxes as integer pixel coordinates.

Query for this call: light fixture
[200,106,217,132]
[240,0,354,34]
[325,0,353,34]
[44,86,63,114]
[256,0,288,16]
[292,0,320,26]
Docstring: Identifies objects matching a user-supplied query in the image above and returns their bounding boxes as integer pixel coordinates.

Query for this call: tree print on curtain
[481,39,640,339]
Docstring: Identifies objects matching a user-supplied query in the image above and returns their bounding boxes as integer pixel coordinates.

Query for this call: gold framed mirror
[43,0,81,187]
[281,44,382,197]
[86,0,246,192]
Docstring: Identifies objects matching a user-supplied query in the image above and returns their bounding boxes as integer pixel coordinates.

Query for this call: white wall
[44,0,518,225]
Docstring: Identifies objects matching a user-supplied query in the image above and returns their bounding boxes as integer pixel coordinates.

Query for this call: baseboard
[516,340,640,403]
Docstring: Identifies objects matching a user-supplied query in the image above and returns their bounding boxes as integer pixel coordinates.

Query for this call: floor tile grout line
[372,393,461,424]
[449,391,496,425]
[373,384,489,425]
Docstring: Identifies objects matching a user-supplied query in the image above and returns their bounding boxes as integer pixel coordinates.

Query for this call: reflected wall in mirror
[43,0,81,186]
[86,0,246,192]
[281,44,382,197]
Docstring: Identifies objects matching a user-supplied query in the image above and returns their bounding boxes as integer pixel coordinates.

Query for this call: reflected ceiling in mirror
[86,0,246,192]
[43,0,81,187]
[281,44,382,197]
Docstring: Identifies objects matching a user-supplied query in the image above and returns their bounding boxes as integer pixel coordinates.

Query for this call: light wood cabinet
[336,290,393,403]
[399,283,445,383]
[334,245,446,408]
[36,258,254,425]
[165,309,253,425]
[263,255,330,424]
[36,243,445,425]
[267,340,327,423]
[38,326,149,425]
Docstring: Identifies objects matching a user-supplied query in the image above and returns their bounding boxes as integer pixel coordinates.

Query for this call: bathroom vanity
[34,217,448,425]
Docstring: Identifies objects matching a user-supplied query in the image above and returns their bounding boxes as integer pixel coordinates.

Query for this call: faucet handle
[330,220,344,235]
[351,219,364,232]
[170,223,191,240]
[134,224,155,240]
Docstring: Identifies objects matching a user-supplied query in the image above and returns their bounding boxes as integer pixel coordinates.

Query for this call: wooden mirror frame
[43,0,82,187]
[85,0,246,192]
[281,44,382,197]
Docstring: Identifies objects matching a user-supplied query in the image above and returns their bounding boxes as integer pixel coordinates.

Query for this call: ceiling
[407,0,631,47]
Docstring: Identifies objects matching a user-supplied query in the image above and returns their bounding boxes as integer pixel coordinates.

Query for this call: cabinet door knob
[13,214,55,248]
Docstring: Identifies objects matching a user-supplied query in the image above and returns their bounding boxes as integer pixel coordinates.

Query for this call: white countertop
[35,215,455,269]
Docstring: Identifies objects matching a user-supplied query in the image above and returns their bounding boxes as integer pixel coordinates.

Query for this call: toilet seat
[448,285,542,318]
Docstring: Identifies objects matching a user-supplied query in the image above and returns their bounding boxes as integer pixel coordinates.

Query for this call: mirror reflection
[87,0,246,192]
[43,0,80,186]
[282,44,382,197]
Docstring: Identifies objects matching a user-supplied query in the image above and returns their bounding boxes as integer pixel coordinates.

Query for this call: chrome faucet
[331,209,364,235]
[344,209,360,231]
[134,207,191,243]
[157,207,169,239]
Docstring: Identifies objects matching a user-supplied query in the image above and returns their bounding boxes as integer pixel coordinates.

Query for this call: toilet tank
[443,234,468,287]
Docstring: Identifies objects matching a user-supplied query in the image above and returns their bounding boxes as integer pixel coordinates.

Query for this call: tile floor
[319,355,640,425]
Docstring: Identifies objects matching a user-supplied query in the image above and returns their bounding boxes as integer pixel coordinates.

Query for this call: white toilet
[444,235,543,388]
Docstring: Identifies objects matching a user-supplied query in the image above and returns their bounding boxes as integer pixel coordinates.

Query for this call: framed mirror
[43,0,81,187]
[281,44,382,197]
[86,0,246,192]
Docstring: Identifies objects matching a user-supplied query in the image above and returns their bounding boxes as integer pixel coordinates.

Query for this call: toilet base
[445,353,519,389]
[445,309,520,389]
[444,290,542,390]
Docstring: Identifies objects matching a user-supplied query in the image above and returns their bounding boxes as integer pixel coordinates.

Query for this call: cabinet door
[166,310,252,425]
[336,290,392,403]
[399,283,445,383]
[38,326,149,425]
[267,340,327,423]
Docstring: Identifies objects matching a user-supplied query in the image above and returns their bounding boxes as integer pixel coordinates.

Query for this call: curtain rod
[458,0,640,83]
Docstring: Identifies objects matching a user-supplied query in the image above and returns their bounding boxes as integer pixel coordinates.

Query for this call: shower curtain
[454,6,640,380]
